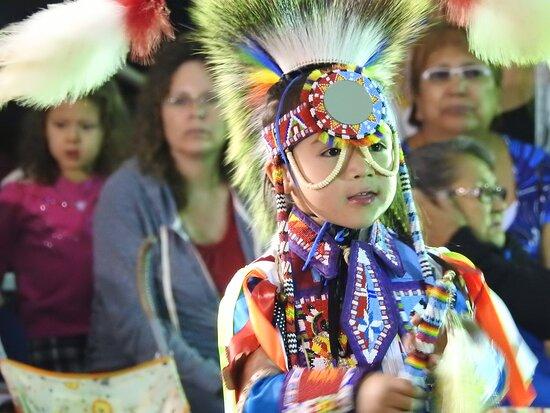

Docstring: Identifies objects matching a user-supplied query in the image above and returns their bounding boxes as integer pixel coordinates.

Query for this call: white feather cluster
[0,0,129,108]
[256,13,386,76]
[467,0,550,66]
[434,314,503,412]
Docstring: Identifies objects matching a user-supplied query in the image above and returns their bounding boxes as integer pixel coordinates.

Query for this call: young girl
[192,0,537,411]
[0,81,127,372]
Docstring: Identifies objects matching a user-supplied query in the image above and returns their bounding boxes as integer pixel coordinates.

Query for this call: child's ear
[265,161,293,195]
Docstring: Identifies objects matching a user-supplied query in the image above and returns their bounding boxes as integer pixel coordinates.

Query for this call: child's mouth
[347,191,377,205]
[65,149,80,160]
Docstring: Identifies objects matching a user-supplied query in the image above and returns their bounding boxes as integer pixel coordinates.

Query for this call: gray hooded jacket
[87,158,257,412]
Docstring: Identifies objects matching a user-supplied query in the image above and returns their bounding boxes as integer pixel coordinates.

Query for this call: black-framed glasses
[450,184,507,204]
[421,64,493,82]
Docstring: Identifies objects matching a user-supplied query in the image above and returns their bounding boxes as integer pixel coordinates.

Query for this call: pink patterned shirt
[0,176,104,338]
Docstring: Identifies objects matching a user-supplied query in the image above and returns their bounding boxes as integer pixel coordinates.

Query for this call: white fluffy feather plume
[466,0,550,66]
[0,0,128,108]
[250,13,386,78]
[434,314,503,412]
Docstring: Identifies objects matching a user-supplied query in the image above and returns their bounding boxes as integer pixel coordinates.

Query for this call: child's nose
[65,128,81,145]
[66,127,81,142]
[347,147,374,179]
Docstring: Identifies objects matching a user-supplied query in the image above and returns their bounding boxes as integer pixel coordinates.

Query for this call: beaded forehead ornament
[262,65,401,189]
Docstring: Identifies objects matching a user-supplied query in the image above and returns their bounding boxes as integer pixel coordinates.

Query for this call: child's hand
[402,313,448,368]
[355,372,424,412]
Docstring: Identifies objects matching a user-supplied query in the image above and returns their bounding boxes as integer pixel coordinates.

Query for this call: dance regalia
[219,208,534,411]
[0,0,545,411]
[188,0,538,411]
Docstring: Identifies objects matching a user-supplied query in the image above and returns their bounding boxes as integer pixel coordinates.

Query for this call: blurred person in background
[492,66,536,145]
[408,137,550,406]
[405,22,550,268]
[87,37,257,413]
[0,80,128,372]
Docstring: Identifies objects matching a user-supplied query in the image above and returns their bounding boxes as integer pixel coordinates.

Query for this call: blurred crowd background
[0,1,549,410]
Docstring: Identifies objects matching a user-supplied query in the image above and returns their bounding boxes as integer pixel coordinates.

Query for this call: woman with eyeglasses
[408,136,550,405]
[408,137,549,336]
[86,37,257,412]
[404,22,550,269]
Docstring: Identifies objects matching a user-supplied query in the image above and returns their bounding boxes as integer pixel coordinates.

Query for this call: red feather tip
[440,0,477,27]
[118,0,175,64]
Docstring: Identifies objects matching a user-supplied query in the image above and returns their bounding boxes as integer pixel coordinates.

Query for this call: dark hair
[262,66,410,236]
[260,67,327,230]
[19,80,130,185]
[408,21,502,127]
[134,35,230,209]
[407,136,495,196]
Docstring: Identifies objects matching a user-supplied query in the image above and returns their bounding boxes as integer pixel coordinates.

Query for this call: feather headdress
[0,0,173,108]
[440,0,550,66]
[192,0,434,239]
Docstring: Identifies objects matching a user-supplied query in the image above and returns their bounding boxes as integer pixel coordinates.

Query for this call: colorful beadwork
[273,159,299,367]
[281,367,360,413]
[287,211,340,278]
[307,69,387,139]
[403,274,457,390]
[341,244,397,367]
[261,68,393,157]
[398,153,433,281]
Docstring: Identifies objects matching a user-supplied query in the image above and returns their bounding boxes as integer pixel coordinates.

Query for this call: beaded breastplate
[286,208,468,371]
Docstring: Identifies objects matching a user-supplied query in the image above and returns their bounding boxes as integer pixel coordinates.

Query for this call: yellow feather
[248,69,280,87]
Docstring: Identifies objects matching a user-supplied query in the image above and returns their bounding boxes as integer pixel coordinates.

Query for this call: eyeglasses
[449,184,507,204]
[421,64,493,82]
[164,92,218,109]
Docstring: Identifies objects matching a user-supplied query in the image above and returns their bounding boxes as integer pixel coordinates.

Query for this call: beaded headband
[262,65,401,188]
[262,66,392,153]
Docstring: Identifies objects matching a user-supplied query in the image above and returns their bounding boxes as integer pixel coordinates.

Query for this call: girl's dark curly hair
[134,35,231,209]
[19,80,130,185]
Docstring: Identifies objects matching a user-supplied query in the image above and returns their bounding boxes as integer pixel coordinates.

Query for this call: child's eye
[369,142,387,152]
[320,147,341,157]
[80,123,98,131]
[53,121,68,128]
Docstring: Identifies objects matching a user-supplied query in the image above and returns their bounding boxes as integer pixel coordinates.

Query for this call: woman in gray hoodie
[87,37,257,412]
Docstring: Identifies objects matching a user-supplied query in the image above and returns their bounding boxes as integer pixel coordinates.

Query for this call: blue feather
[239,39,284,77]
[363,39,388,68]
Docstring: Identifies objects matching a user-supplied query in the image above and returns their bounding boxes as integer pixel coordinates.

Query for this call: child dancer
[192,0,537,411]
[0,82,127,372]
[0,0,539,409]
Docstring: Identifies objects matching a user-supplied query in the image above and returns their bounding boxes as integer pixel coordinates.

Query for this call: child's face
[45,99,104,178]
[286,133,397,229]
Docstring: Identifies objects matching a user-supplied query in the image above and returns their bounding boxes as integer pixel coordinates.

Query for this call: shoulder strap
[160,226,181,333]
[0,327,7,360]
[136,236,170,356]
